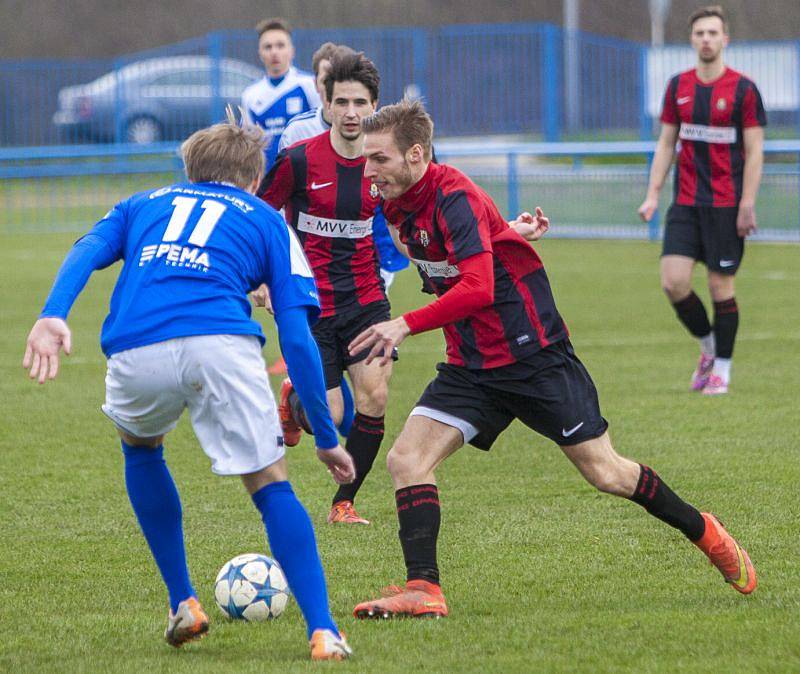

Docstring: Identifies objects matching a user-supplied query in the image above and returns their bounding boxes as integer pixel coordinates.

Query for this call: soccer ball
[214,553,290,621]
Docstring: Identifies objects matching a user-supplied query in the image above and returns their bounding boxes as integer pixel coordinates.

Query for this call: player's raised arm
[23,208,125,384]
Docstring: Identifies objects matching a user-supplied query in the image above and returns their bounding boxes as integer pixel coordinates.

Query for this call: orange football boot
[278,378,303,447]
[353,579,448,619]
[695,513,757,594]
[267,356,288,376]
[328,500,370,525]
[309,628,352,660]
[164,597,209,647]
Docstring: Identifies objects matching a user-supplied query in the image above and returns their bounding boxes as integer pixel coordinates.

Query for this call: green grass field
[1,233,799,672]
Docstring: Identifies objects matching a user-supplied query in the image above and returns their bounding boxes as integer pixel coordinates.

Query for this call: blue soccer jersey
[71,182,318,357]
[241,67,321,168]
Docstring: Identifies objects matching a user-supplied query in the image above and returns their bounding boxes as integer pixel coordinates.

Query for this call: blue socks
[121,441,194,614]
[338,376,355,437]
[252,481,338,638]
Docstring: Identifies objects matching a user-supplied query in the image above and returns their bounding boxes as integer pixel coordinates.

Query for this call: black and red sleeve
[436,189,493,264]
[741,80,767,128]
[258,148,296,210]
[659,74,680,125]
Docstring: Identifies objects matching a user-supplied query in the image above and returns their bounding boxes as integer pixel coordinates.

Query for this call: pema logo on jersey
[138,243,211,271]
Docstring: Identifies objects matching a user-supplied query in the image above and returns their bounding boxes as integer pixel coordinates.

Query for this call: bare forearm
[740,150,763,206]
[645,140,676,199]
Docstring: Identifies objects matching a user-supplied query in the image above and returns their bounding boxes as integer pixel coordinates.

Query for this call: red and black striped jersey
[260,131,385,317]
[383,162,568,369]
[660,67,766,207]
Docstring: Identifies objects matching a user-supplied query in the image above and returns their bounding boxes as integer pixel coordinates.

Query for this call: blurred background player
[349,99,756,619]
[277,42,347,152]
[22,112,353,660]
[261,52,394,525]
[638,5,765,395]
[242,18,320,169]
[267,43,349,377]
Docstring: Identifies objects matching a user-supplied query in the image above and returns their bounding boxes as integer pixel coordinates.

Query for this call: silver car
[53,56,262,144]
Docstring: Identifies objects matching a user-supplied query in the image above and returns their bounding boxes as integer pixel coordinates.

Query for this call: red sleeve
[659,76,678,125]
[741,83,767,128]
[258,148,295,209]
[402,252,494,334]
[438,190,493,264]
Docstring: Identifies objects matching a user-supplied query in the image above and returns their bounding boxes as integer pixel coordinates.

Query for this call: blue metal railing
[3,140,798,241]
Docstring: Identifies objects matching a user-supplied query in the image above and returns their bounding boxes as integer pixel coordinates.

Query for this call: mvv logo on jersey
[679,123,737,144]
[411,257,460,278]
[297,212,373,239]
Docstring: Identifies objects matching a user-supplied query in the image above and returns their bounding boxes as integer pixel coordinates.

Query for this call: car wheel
[125,116,162,144]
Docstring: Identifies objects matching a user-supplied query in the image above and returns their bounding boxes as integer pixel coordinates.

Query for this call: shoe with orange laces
[327,500,370,525]
[278,378,303,447]
[164,597,209,647]
[309,628,352,661]
[694,513,757,594]
[267,356,288,376]
[353,579,448,619]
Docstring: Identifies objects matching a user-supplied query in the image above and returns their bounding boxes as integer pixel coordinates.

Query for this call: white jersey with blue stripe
[242,67,321,167]
[91,182,319,357]
[278,106,330,151]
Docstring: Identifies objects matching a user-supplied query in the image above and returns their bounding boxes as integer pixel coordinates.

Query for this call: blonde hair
[180,107,266,188]
[361,98,433,161]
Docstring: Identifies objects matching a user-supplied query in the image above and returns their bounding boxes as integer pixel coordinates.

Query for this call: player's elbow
[465,276,494,310]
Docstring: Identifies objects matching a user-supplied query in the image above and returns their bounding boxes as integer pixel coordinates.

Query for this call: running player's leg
[662,206,715,389]
[504,340,755,594]
[328,300,395,523]
[560,432,755,593]
[354,364,512,618]
[702,207,743,394]
[242,459,348,649]
[706,271,737,393]
[185,335,350,655]
[354,415,461,618]
[328,357,391,520]
[103,340,206,646]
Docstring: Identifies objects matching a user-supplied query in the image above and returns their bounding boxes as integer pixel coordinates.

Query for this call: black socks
[396,484,441,585]
[672,291,712,339]
[629,465,705,541]
[333,413,385,505]
[713,297,739,359]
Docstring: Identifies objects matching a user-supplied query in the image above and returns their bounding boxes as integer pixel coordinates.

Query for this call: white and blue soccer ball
[214,553,290,621]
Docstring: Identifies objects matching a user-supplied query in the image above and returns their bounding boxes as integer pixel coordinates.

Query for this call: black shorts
[662,204,744,275]
[311,300,398,390]
[413,340,608,450]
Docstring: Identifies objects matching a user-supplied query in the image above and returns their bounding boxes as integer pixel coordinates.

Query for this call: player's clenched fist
[638,196,659,223]
[23,317,72,384]
[349,317,411,366]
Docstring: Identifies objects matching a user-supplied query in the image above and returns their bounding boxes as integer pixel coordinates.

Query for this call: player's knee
[707,274,734,301]
[386,442,423,482]
[355,383,388,417]
[661,276,691,302]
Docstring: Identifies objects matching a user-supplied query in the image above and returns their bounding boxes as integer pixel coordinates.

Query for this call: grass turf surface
[1,233,798,672]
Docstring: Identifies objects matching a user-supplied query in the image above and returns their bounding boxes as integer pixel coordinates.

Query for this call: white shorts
[102,334,284,476]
